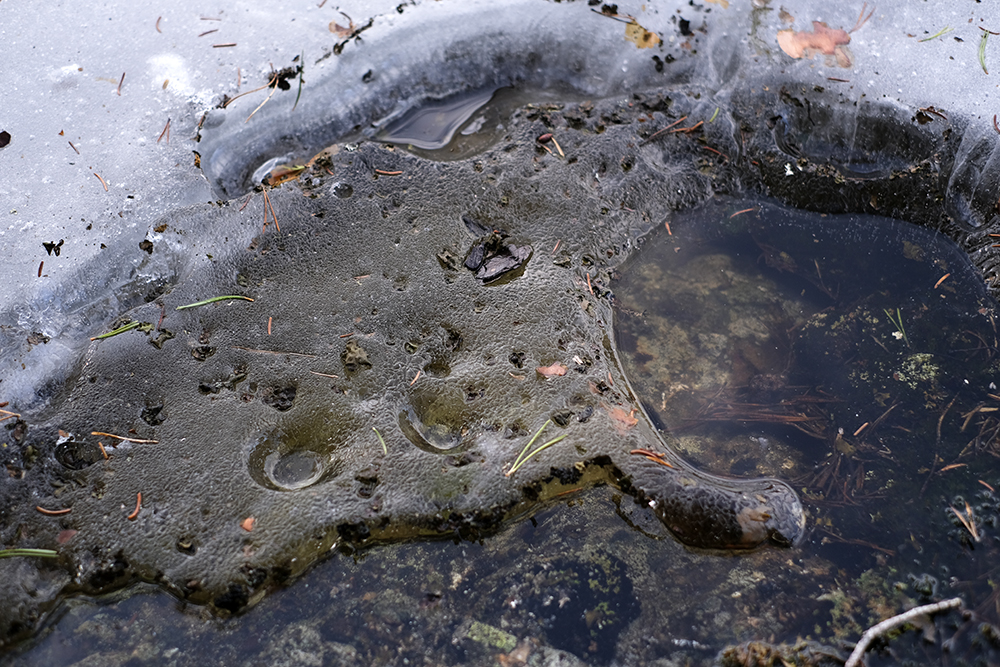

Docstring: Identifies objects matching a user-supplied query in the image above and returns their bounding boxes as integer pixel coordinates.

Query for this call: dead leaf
[329,11,356,38]
[329,22,352,37]
[625,20,661,49]
[777,21,854,68]
[536,362,567,378]
[604,404,638,434]
[240,516,255,532]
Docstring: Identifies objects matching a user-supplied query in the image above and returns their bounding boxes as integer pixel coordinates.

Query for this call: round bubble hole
[247,429,344,492]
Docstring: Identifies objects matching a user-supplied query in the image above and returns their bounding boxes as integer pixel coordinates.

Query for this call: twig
[844,598,962,667]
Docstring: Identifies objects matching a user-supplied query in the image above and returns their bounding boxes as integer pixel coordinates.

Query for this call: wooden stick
[844,598,962,667]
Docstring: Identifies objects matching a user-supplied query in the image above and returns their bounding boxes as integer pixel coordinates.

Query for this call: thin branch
[845,598,962,667]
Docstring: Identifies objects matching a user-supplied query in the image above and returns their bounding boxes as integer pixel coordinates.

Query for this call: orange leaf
[240,516,255,532]
[777,22,853,67]
[536,362,567,378]
[604,404,638,434]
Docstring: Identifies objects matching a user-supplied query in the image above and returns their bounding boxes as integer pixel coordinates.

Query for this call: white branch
[844,597,963,667]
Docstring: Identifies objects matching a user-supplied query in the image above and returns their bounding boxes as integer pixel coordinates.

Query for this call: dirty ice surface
[5,0,1000,664]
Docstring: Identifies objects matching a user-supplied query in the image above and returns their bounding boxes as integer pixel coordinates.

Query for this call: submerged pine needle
[176,295,254,310]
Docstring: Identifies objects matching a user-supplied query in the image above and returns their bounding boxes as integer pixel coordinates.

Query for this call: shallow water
[11,198,1000,666]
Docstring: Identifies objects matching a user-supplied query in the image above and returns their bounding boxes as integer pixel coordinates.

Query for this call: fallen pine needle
[934,273,950,289]
[261,187,279,231]
[506,434,567,477]
[157,118,171,144]
[730,207,756,218]
[91,321,140,340]
[176,295,254,310]
[245,80,277,123]
[980,479,995,492]
[94,172,109,191]
[644,115,687,142]
[127,492,142,520]
[919,26,953,42]
[410,370,421,386]
[36,506,71,516]
[586,273,593,295]
[309,371,340,379]
[373,427,387,454]
[91,431,158,444]
[0,548,58,559]
[99,442,109,459]
[231,346,316,358]
[374,169,403,176]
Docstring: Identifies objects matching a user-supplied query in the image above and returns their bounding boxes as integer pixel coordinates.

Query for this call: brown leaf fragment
[240,516,255,532]
[777,21,853,67]
[625,20,661,49]
[604,404,638,434]
[536,362,567,378]
[330,22,352,37]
